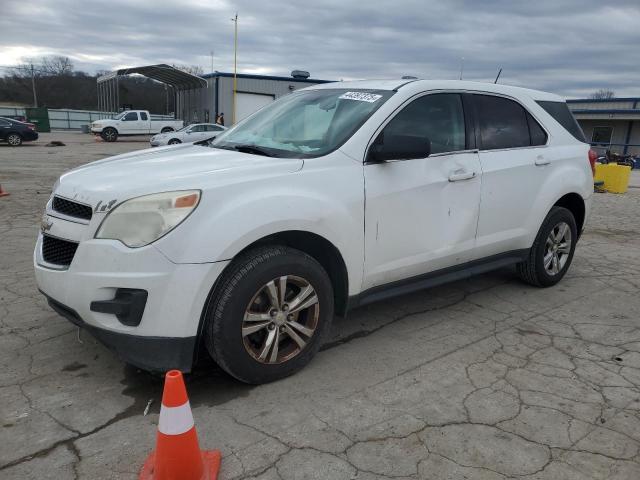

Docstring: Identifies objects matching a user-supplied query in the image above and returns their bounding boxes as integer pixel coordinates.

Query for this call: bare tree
[590,89,615,100]
[41,56,74,76]
[172,64,204,76]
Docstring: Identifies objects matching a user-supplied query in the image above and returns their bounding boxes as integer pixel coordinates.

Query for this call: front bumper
[44,293,197,371]
[34,234,229,371]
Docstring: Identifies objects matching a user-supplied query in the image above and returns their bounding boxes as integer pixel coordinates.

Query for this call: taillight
[588,149,597,176]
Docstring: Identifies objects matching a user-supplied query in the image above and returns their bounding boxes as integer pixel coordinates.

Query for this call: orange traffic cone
[0,184,9,197]
[139,370,221,480]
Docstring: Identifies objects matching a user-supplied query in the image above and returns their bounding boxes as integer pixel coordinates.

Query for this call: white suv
[34,80,594,383]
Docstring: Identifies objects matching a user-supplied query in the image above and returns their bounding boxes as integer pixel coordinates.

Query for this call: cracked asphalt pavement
[2,132,640,479]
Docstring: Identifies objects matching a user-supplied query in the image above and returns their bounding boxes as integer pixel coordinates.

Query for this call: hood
[55,145,303,206]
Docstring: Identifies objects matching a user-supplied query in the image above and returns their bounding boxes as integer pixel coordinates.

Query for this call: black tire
[161,127,174,133]
[205,245,334,384]
[101,127,118,142]
[7,133,22,146]
[168,138,181,145]
[516,206,578,287]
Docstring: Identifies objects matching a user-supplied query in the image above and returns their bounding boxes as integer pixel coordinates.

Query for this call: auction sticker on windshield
[339,92,383,103]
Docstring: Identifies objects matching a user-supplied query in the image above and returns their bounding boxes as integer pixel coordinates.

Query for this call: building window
[592,126,613,145]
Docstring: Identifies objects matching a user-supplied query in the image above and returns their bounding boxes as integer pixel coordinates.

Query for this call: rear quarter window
[536,101,586,142]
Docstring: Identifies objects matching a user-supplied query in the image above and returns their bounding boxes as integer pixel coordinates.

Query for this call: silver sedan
[150,123,227,146]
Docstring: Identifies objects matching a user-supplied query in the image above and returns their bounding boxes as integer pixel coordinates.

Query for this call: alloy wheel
[544,221,572,275]
[242,275,319,364]
[8,134,21,146]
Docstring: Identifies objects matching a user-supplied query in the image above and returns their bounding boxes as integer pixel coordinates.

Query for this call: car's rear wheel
[101,128,118,142]
[205,246,334,384]
[168,138,181,145]
[517,206,577,287]
[7,133,22,146]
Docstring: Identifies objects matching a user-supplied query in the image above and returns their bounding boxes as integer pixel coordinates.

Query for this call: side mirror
[367,132,431,163]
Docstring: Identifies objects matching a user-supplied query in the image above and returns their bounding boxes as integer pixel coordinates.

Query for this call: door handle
[448,170,476,182]
[535,155,550,166]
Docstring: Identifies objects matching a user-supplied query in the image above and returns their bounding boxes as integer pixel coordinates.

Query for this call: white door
[120,111,144,134]
[471,94,550,259]
[236,93,274,123]
[363,93,482,290]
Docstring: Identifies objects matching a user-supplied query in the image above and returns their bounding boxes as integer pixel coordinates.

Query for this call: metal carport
[96,64,207,120]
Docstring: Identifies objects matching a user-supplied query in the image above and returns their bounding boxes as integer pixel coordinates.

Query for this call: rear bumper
[22,131,39,141]
[44,293,196,372]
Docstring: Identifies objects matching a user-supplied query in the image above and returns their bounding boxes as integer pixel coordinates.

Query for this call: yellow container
[594,163,632,194]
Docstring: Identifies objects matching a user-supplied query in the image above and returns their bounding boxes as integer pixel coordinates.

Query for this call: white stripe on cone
[158,401,195,436]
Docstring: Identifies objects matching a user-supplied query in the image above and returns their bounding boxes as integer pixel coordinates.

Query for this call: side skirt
[347,249,529,311]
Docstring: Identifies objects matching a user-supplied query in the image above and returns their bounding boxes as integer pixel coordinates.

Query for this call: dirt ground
[1,132,640,479]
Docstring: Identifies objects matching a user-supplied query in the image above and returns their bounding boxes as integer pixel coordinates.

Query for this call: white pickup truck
[91,110,183,142]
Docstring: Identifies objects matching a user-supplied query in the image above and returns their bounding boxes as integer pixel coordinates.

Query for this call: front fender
[155,159,365,295]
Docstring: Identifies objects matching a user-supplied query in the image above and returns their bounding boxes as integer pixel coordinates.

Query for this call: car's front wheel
[168,138,181,145]
[517,206,578,287]
[101,128,118,142]
[205,246,334,384]
[7,133,22,146]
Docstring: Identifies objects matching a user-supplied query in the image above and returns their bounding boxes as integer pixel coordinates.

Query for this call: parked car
[90,110,183,142]
[35,80,593,383]
[0,117,39,146]
[150,123,227,147]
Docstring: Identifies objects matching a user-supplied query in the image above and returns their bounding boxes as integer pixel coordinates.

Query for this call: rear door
[139,111,150,134]
[363,92,482,289]
[471,94,550,259]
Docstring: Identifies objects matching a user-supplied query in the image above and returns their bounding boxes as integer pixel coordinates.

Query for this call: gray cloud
[1,0,638,98]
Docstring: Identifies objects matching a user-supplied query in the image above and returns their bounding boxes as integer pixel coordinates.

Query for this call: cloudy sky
[1,0,638,98]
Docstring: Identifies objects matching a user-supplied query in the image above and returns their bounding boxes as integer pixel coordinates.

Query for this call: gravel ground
[1,132,640,479]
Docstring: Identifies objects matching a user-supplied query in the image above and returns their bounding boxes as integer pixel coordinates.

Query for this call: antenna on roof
[459,57,464,80]
[494,68,502,84]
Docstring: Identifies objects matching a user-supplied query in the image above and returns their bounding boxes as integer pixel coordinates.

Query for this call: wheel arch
[553,192,585,235]
[233,230,350,316]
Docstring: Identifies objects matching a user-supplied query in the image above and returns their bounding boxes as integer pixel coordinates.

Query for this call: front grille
[42,235,79,267]
[52,196,93,221]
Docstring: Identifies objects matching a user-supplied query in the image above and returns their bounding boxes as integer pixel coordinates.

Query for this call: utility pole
[231,13,238,125]
[210,50,214,74]
[459,57,464,80]
[30,64,38,107]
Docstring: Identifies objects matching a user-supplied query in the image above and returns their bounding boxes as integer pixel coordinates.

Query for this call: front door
[363,92,482,290]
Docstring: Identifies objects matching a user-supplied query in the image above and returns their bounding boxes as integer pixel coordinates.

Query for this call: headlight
[95,190,200,247]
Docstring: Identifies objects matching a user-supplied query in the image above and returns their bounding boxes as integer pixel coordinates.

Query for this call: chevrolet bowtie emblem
[41,215,53,233]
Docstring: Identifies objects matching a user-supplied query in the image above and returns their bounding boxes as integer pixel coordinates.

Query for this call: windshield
[112,112,126,120]
[210,88,394,158]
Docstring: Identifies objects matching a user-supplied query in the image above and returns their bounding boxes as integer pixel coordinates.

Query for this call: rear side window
[475,95,531,150]
[536,101,586,142]
[140,112,148,120]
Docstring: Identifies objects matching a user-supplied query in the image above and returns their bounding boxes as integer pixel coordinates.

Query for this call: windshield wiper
[232,144,274,157]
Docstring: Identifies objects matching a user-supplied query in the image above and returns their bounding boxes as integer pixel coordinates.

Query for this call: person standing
[215,113,225,126]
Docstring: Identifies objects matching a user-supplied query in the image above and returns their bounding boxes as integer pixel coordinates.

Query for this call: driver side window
[123,112,138,121]
[376,93,466,158]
